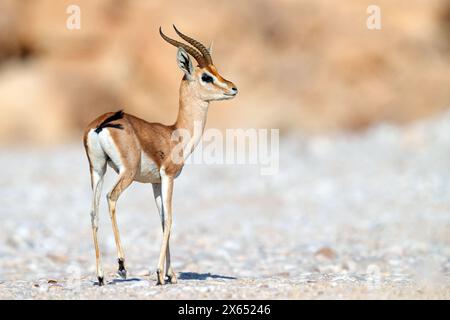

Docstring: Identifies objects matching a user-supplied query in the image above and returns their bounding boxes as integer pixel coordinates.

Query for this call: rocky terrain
[0,111,449,299]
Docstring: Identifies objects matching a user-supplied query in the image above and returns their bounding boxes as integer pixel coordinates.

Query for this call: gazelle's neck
[174,80,209,157]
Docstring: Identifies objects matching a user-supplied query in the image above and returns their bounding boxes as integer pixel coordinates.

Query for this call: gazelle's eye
[201,73,214,83]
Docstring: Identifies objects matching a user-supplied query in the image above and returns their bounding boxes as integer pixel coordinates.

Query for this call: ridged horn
[173,25,213,66]
[159,27,206,67]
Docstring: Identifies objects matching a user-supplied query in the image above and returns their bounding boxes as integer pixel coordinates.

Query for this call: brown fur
[82,48,237,285]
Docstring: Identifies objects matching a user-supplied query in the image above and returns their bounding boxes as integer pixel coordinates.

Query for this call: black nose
[231,87,238,93]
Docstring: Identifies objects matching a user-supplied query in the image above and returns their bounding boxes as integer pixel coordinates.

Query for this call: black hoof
[117,269,127,279]
[167,274,177,284]
[97,277,104,286]
[117,258,127,279]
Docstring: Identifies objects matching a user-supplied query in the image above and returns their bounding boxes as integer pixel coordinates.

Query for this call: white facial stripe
[202,72,228,89]
[215,79,228,89]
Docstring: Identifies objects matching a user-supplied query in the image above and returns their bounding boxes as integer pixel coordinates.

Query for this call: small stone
[315,247,337,260]
[276,272,290,277]
[47,254,69,263]
[136,270,150,277]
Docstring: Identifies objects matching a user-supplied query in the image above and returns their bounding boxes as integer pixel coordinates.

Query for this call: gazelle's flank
[83,26,237,286]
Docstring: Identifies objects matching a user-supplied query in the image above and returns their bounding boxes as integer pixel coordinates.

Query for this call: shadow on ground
[109,278,142,285]
[179,272,237,281]
[92,278,142,286]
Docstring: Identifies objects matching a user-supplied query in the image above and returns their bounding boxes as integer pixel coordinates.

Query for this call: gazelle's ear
[176,47,194,79]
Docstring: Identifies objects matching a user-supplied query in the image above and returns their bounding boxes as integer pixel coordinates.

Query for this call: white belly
[135,152,161,183]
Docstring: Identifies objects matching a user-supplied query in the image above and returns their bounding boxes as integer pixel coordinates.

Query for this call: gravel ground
[1,112,450,299]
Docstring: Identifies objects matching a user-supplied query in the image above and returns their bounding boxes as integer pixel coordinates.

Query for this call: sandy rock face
[0,0,449,144]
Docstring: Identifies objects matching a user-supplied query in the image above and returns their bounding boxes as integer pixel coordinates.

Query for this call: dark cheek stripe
[204,67,231,90]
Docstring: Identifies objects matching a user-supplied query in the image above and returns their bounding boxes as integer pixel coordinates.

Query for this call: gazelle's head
[160,25,238,102]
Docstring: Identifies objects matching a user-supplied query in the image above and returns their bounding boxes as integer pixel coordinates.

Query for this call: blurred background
[1,0,450,299]
[0,0,449,145]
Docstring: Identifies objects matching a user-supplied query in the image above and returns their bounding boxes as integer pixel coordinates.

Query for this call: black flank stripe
[95,110,125,133]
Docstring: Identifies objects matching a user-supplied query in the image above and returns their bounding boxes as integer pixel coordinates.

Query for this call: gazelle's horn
[173,25,213,66]
[208,41,213,55]
[159,27,206,67]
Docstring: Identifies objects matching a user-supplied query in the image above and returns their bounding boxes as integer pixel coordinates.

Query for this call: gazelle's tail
[94,110,124,133]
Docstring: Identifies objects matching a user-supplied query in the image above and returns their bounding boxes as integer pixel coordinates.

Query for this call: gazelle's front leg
[156,171,174,285]
[152,183,177,284]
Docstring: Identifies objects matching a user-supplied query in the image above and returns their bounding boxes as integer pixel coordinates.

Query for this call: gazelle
[83,26,238,286]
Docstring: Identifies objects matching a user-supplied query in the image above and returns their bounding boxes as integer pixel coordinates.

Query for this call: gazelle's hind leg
[152,183,177,284]
[90,168,106,285]
[85,134,107,285]
[107,171,135,279]
[98,126,140,280]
